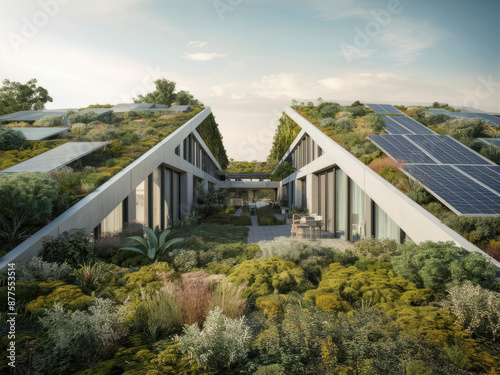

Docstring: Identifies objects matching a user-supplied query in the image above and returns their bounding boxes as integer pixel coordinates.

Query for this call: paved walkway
[246,215,354,251]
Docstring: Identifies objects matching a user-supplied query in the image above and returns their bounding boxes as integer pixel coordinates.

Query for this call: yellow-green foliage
[228,257,308,297]
[74,342,200,375]
[256,294,289,319]
[25,283,93,317]
[315,294,352,313]
[304,263,415,309]
[99,262,171,303]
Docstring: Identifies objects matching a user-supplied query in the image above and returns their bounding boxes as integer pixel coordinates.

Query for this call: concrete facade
[0,108,221,269]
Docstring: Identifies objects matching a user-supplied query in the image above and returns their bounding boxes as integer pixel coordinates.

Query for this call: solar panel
[366,104,403,114]
[478,138,500,148]
[456,165,500,194]
[473,113,500,127]
[428,108,451,115]
[7,127,69,141]
[407,135,493,165]
[380,116,412,134]
[368,135,437,164]
[0,142,109,174]
[404,164,500,216]
[391,116,435,135]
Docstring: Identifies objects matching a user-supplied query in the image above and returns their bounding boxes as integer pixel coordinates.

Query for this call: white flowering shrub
[16,257,72,281]
[447,283,500,342]
[259,237,329,263]
[178,307,251,372]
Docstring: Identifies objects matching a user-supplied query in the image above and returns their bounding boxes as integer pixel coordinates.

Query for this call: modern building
[0,104,499,270]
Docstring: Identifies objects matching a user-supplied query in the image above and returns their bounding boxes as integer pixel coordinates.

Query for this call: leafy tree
[319,103,341,118]
[0,78,53,116]
[267,113,301,164]
[174,90,203,106]
[351,100,363,107]
[0,172,63,241]
[432,101,441,108]
[134,78,177,106]
[0,127,26,150]
[391,241,499,293]
[270,161,296,181]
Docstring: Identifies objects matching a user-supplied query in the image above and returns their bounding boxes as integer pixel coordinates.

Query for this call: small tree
[134,78,177,106]
[174,90,203,106]
[0,78,53,115]
[0,127,26,150]
[0,172,63,241]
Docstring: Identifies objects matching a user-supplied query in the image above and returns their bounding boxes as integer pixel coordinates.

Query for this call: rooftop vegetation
[0,106,229,255]
[1,208,499,374]
[266,101,500,260]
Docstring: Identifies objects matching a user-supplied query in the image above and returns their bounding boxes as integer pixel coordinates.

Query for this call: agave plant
[119,227,183,261]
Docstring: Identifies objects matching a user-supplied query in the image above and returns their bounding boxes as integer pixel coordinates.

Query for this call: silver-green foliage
[36,298,124,373]
[34,115,62,127]
[320,117,335,128]
[178,307,251,372]
[346,238,398,261]
[259,237,328,263]
[16,257,72,281]
[119,227,184,261]
[447,282,500,342]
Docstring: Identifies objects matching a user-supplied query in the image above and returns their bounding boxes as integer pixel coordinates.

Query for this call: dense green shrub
[34,298,124,374]
[204,212,252,225]
[228,257,309,297]
[35,115,62,126]
[367,113,386,133]
[333,117,353,134]
[318,102,341,118]
[346,238,398,261]
[0,172,63,242]
[178,307,251,373]
[41,230,94,267]
[196,113,229,169]
[0,127,26,150]
[192,184,228,218]
[320,117,335,128]
[391,241,498,293]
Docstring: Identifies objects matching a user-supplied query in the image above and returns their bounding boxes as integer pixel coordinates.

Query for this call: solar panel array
[7,127,69,141]
[381,115,435,135]
[368,116,500,216]
[366,104,404,114]
[0,142,109,174]
[0,104,192,122]
[405,165,500,216]
[479,138,500,148]
[427,108,500,126]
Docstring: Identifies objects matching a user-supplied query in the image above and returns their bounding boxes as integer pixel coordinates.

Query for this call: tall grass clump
[210,279,247,319]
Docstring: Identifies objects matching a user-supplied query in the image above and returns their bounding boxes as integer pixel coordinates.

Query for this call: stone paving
[246,214,354,251]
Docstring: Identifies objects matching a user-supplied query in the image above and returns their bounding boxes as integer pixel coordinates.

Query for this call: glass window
[335,169,347,238]
[374,203,400,241]
[350,179,366,242]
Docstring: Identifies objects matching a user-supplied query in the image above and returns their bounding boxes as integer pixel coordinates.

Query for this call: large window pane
[350,179,366,242]
[374,203,399,241]
[335,169,347,238]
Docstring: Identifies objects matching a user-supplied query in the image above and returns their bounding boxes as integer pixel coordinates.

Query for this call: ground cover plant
[1,228,499,374]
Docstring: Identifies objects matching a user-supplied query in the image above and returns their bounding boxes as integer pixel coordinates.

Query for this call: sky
[0,0,499,161]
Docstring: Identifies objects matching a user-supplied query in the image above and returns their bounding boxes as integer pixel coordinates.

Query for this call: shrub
[41,229,94,267]
[270,161,296,181]
[319,117,335,128]
[391,241,499,294]
[333,117,353,134]
[346,238,398,261]
[446,283,500,342]
[172,249,198,272]
[228,257,309,297]
[178,307,251,373]
[16,257,72,282]
[0,172,63,242]
[0,127,26,150]
[119,227,184,262]
[319,103,341,118]
[26,283,94,317]
[34,115,62,127]
[34,298,124,374]
[367,113,386,133]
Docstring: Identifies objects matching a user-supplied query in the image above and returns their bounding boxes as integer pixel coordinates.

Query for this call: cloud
[183,52,228,61]
[311,0,371,20]
[251,73,325,99]
[187,41,208,48]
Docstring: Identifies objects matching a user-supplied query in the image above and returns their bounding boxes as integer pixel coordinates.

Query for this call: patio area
[245,213,354,251]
